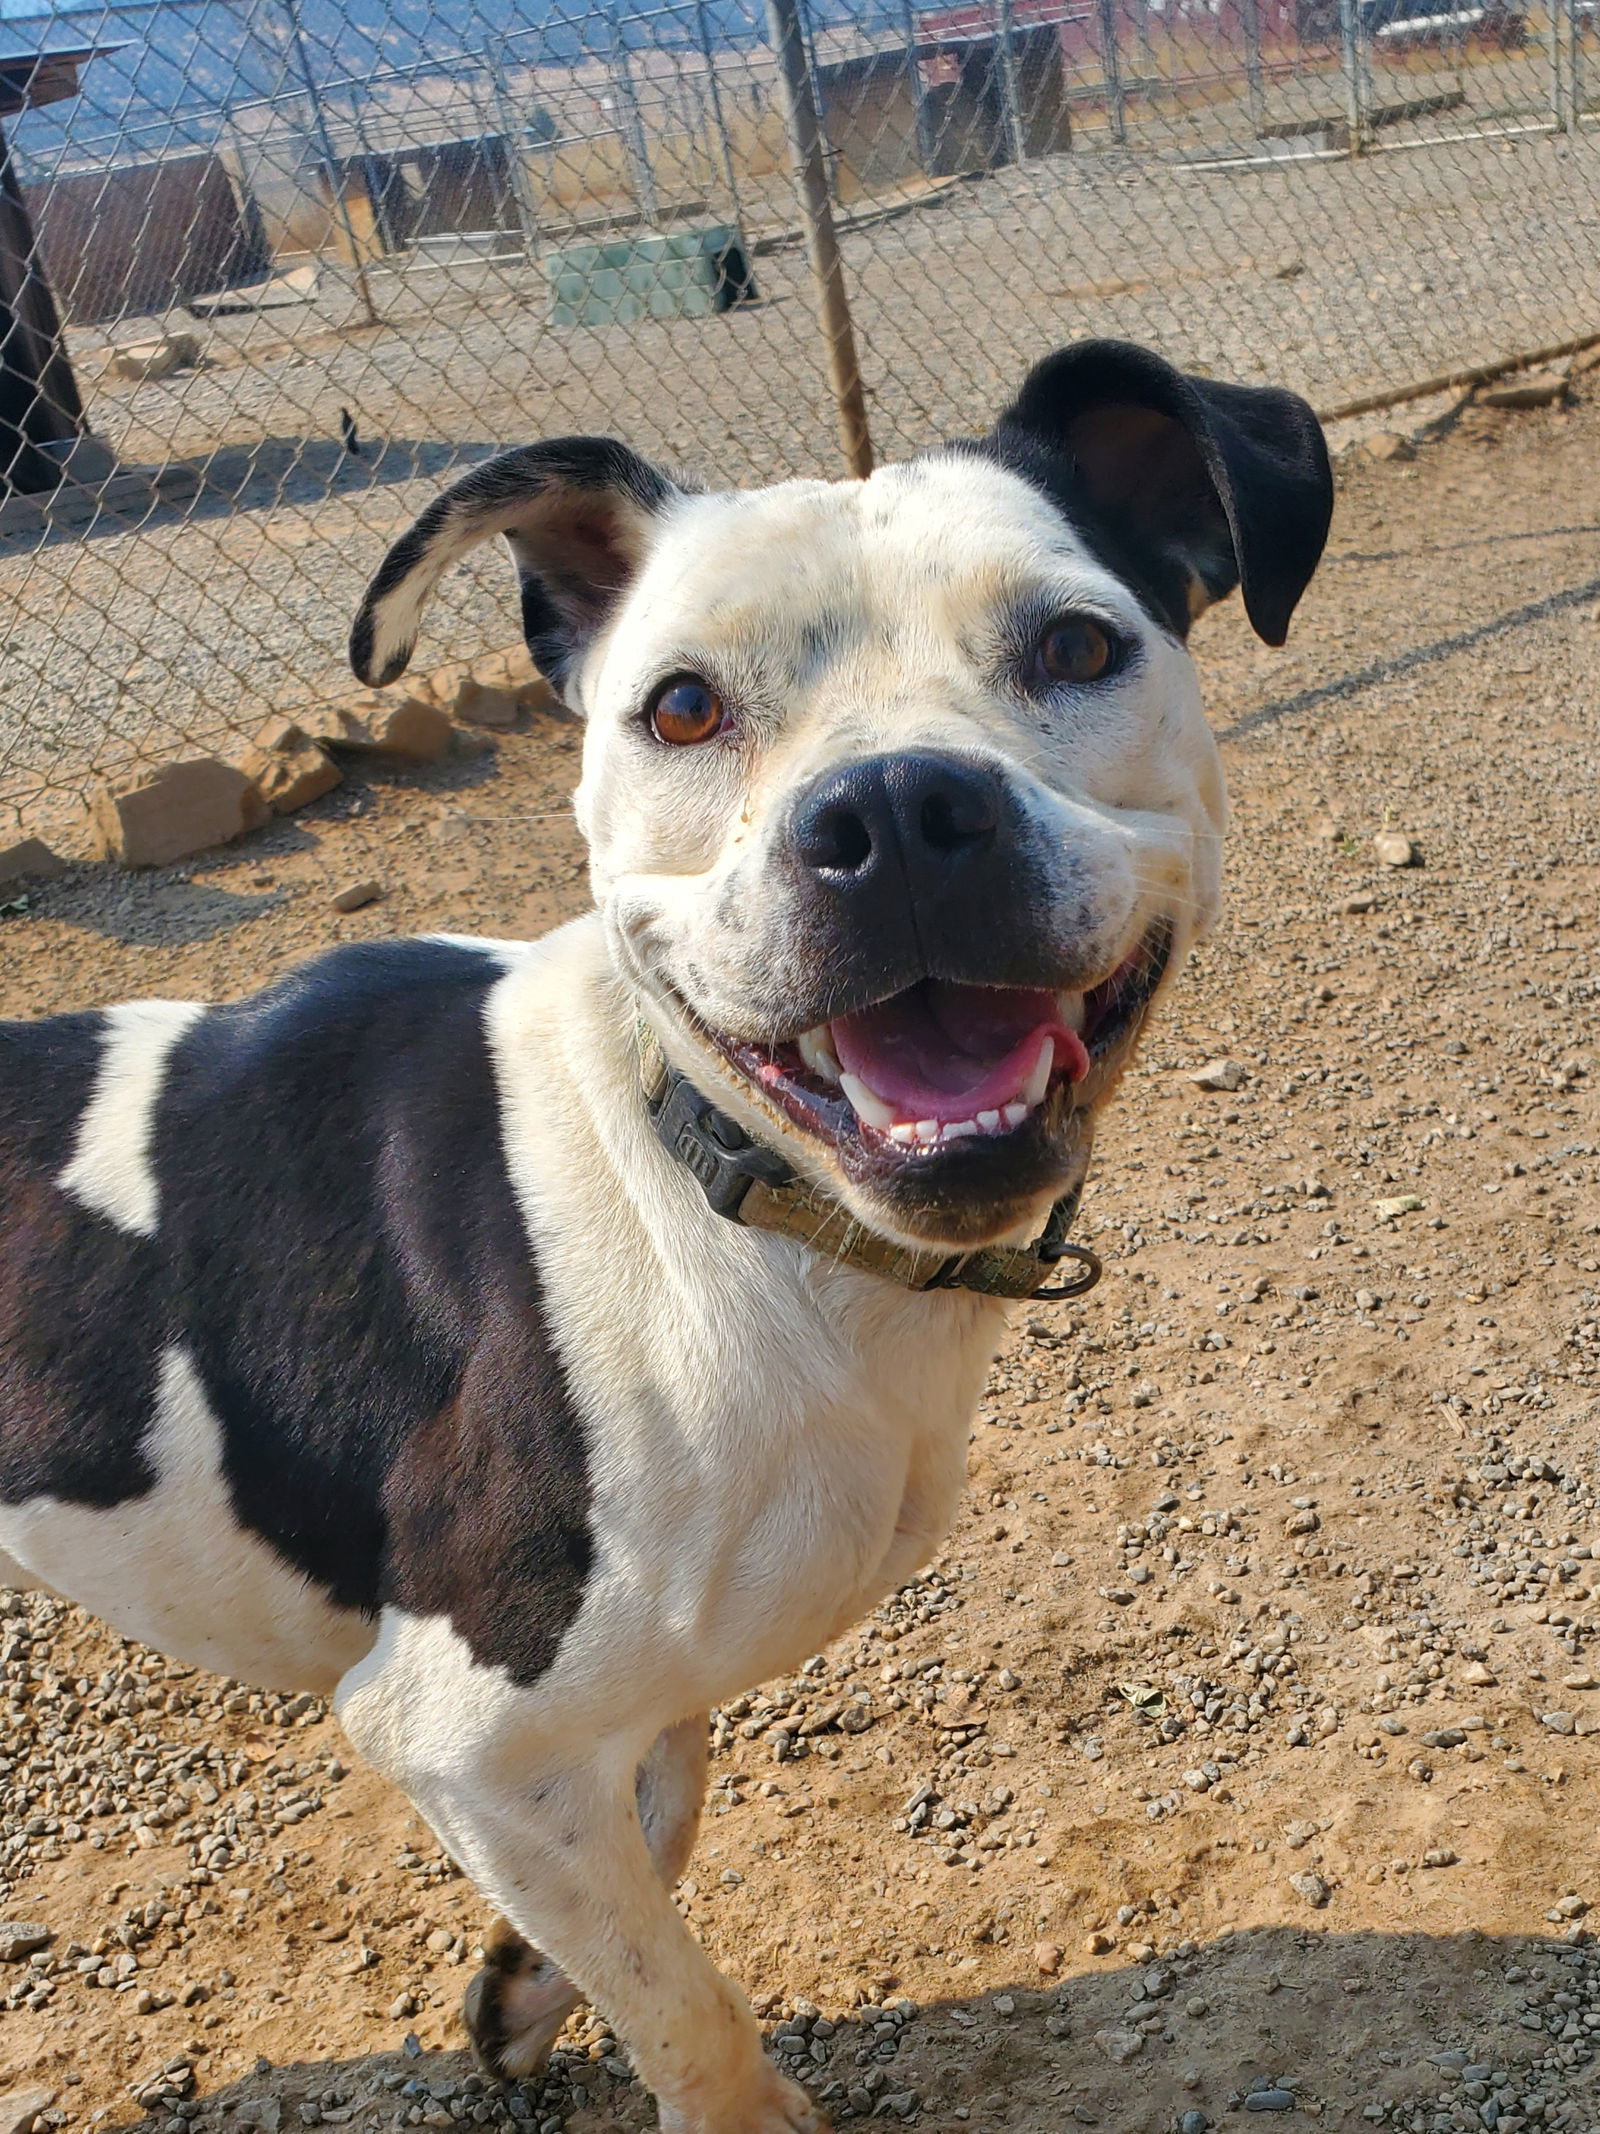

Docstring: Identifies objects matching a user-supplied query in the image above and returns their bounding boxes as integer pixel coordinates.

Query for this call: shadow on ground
[95,1930,1600,2134]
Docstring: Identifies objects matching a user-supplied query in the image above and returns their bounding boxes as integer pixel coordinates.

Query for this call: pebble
[0,2091,56,2134]
[1181,2114,1211,2134]
[1540,1712,1576,1734]
[1372,830,1419,866]
[0,1922,52,1963]
[1033,1941,1063,1975]
[1187,1058,1248,1092]
[1093,2026,1144,2066]
[1245,2093,1298,2112]
[329,879,383,913]
[1289,1871,1332,1908]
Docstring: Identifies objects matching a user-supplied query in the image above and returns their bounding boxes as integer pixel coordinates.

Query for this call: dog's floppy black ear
[990,339,1332,645]
[349,438,681,692]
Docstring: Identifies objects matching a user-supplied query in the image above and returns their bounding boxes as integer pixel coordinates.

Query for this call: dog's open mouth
[709,923,1171,1159]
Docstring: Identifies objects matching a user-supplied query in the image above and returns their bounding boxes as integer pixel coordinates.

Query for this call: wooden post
[765,0,873,477]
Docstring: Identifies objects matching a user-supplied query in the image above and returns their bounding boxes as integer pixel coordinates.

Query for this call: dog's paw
[460,1918,580,2085]
[659,2063,829,2134]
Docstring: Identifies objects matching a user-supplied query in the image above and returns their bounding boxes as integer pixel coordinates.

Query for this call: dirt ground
[2,382,1599,2134]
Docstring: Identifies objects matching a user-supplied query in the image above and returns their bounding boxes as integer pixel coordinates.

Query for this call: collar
[637,1022,1101,1303]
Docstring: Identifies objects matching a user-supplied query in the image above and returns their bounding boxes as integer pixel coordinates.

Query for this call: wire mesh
[2,0,1597,828]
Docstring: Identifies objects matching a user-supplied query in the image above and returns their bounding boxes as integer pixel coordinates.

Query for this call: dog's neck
[634,1021,1100,1304]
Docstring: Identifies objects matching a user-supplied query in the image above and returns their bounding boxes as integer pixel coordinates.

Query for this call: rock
[1181,2115,1212,2134]
[235,2102,281,2134]
[1373,830,1418,867]
[1462,1661,1496,1687]
[1363,430,1415,463]
[1540,1711,1576,1734]
[1288,1871,1332,1907]
[330,879,382,914]
[1341,893,1377,914]
[1086,1930,1114,1953]
[1420,1849,1458,1868]
[1244,2093,1297,2112]
[108,333,201,382]
[236,720,342,815]
[307,693,453,764]
[0,1922,53,1962]
[1479,371,1567,409]
[0,838,67,886]
[1188,1058,1247,1092]
[1573,343,1600,376]
[1094,2026,1144,2066]
[1033,1940,1063,1975]
[0,2088,56,2134]
[1374,1194,1424,1220]
[90,757,269,867]
[452,678,522,729]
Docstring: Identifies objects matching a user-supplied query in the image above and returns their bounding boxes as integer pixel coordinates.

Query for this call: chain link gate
[1,0,1597,833]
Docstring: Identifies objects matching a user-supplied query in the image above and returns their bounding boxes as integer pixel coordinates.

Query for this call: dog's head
[352,340,1331,1254]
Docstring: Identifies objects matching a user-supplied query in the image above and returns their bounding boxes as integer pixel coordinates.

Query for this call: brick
[0,838,67,886]
[236,721,342,815]
[89,758,269,868]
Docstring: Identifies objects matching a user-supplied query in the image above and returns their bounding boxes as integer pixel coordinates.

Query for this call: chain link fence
[2,0,1598,831]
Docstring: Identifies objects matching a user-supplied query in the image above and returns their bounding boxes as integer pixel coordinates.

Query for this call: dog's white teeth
[888,1123,918,1146]
[1022,1036,1054,1112]
[941,1118,979,1143]
[976,1109,1002,1133]
[796,1025,843,1085]
[915,1119,940,1145]
[1056,991,1087,1035]
[839,1071,897,1130]
[1002,1100,1029,1129]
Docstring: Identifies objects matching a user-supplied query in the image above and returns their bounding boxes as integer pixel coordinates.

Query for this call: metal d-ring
[1031,1241,1103,1301]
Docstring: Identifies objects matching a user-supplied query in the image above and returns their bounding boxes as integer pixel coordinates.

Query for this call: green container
[545,224,755,328]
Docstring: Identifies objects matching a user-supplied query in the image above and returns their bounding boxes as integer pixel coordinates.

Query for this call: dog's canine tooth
[1022,1036,1054,1112]
[1056,991,1087,1034]
[796,1025,843,1084]
[839,1071,896,1129]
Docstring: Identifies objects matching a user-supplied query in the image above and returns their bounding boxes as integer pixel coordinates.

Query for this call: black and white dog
[0,343,1331,2134]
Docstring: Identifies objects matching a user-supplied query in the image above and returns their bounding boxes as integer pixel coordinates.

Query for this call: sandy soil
[2,382,1599,2134]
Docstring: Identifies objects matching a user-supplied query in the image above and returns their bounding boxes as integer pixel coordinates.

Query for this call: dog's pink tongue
[832,982,1089,1123]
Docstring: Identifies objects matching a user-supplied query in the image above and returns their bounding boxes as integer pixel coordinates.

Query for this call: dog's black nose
[791,752,1001,895]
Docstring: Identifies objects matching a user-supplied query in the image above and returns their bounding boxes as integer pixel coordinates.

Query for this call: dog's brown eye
[1035,617,1115,688]
[649,676,727,747]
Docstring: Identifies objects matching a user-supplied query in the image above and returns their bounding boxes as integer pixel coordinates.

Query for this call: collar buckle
[644,1045,793,1221]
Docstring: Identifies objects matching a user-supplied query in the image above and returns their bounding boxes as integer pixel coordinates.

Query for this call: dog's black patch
[138,940,592,1680]
[0,945,593,1686]
[0,1013,164,1508]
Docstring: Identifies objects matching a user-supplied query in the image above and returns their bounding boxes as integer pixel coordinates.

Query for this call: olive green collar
[637,1022,1100,1303]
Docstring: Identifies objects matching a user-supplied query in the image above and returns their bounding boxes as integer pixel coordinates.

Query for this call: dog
[0,340,1331,2134]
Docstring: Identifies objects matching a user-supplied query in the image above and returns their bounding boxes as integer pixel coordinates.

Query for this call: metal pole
[764,0,873,477]
[486,47,542,252]
[1550,0,1568,128]
[609,20,661,227]
[995,0,1026,162]
[1241,0,1266,136]
[1337,0,1369,153]
[280,0,380,323]
[1572,0,1585,125]
[1096,0,1128,145]
[695,0,747,228]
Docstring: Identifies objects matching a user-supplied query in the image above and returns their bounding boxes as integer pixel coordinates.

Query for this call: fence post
[1572,0,1585,124]
[1337,0,1370,154]
[1240,0,1266,137]
[279,0,380,324]
[694,0,747,228]
[1550,0,1568,128]
[995,0,1026,163]
[1096,0,1128,146]
[485,47,542,253]
[764,0,873,477]
[607,19,661,228]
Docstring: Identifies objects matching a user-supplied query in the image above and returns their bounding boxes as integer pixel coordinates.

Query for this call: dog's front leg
[461,1714,708,2083]
[340,1657,821,2134]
